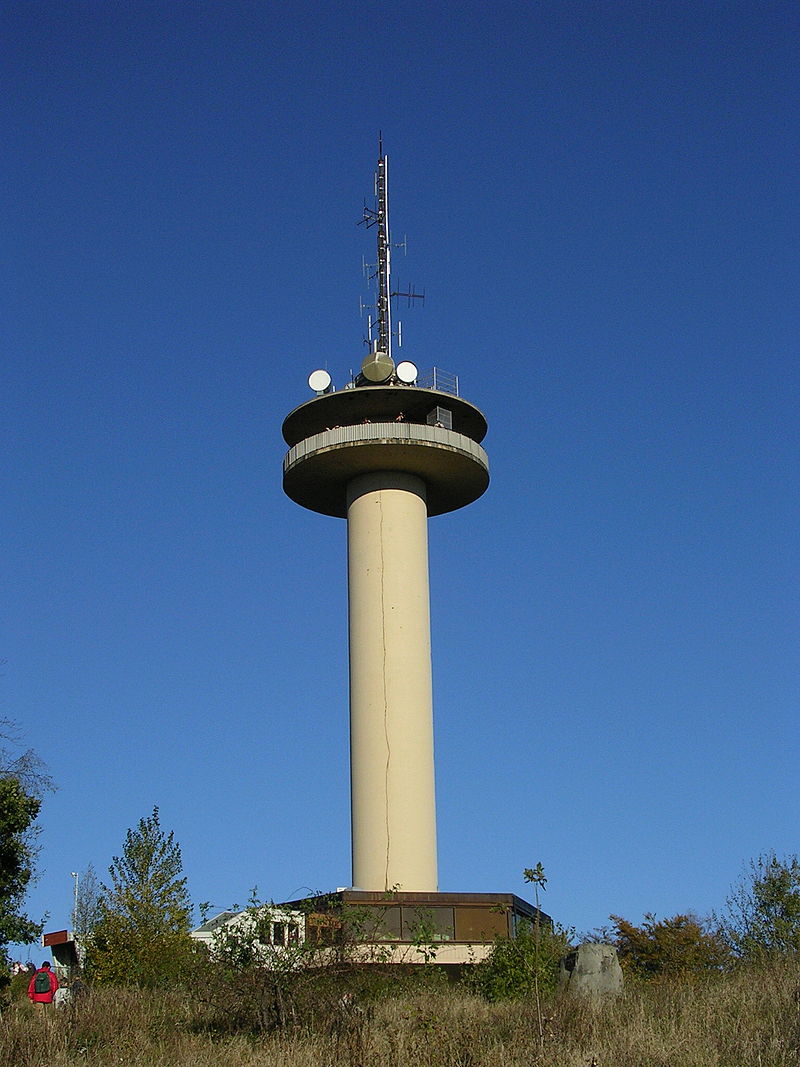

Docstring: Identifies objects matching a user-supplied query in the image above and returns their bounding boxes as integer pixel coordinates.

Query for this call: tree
[718,853,800,961]
[0,778,43,963]
[0,718,54,797]
[73,863,103,940]
[608,912,731,979]
[86,807,195,986]
[0,720,53,971]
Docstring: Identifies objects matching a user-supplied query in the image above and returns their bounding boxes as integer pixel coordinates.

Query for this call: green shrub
[466,919,572,1002]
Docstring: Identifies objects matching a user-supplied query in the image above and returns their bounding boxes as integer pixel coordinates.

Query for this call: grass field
[3,956,799,1067]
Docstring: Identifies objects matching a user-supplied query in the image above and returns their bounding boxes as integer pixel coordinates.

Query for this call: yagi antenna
[359,137,423,372]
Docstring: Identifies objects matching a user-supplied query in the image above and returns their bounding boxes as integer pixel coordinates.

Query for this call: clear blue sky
[4,1,798,951]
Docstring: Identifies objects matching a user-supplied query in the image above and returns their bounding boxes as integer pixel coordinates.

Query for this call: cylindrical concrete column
[346,471,437,892]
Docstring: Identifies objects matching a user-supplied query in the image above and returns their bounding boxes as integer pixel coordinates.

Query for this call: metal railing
[340,366,461,395]
[415,367,459,396]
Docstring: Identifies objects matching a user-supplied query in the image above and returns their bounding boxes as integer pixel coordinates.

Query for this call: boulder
[558,943,623,998]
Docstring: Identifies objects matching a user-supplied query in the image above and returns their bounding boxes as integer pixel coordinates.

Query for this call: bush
[1,968,32,1010]
[608,912,731,979]
[466,919,572,1002]
[191,896,448,1036]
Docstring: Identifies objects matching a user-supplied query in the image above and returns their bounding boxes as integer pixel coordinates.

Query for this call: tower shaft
[283,145,489,899]
[347,471,437,892]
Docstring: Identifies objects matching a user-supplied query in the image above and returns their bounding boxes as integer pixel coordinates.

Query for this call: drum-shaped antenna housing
[361,351,394,383]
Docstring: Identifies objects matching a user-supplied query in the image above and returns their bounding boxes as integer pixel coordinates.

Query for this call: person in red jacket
[28,960,58,1007]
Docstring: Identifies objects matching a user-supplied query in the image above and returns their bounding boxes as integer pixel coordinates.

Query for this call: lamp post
[71,871,79,930]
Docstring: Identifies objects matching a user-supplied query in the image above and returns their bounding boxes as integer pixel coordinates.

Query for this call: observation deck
[282,384,489,518]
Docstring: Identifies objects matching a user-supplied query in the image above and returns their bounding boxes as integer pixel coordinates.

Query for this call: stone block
[558,943,623,998]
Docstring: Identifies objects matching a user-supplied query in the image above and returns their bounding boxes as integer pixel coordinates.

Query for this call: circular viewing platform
[282,386,488,447]
[282,386,489,518]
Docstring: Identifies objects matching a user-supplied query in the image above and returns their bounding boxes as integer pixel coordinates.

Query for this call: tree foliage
[73,863,103,940]
[608,912,731,979]
[718,853,800,960]
[86,807,195,986]
[0,778,43,961]
[0,720,52,969]
[0,718,54,798]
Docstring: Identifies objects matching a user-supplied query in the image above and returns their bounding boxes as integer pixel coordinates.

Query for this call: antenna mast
[375,142,392,360]
[360,136,424,382]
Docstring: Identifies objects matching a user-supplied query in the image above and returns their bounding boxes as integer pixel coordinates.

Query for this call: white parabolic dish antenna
[308,369,332,393]
[396,360,418,384]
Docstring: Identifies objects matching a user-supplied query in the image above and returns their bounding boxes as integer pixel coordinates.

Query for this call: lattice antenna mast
[375,147,392,359]
[361,136,424,368]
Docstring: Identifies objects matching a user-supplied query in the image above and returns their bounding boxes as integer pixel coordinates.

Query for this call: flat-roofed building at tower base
[192,890,551,968]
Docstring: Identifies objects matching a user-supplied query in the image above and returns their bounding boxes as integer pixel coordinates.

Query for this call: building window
[305,914,341,945]
[272,922,285,946]
[454,906,509,942]
[401,906,455,942]
[343,904,402,941]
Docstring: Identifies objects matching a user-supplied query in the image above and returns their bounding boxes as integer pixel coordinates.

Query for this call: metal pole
[71,871,79,930]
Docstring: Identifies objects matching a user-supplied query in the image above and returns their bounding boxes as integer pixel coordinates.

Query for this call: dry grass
[3,958,800,1067]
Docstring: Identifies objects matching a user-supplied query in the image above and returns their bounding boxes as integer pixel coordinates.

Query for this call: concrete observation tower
[282,145,488,893]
